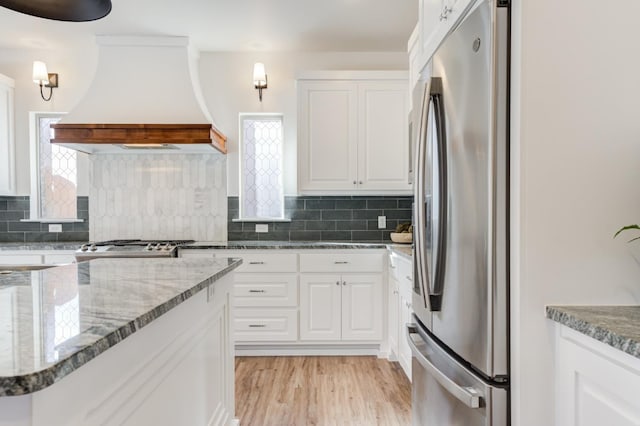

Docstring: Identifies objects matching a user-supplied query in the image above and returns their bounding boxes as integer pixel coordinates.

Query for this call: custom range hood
[51,35,226,154]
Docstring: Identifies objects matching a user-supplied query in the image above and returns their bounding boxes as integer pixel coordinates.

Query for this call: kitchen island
[547,305,640,425]
[0,257,241,426]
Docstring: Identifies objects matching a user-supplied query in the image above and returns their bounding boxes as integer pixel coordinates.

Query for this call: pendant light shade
[0,0,112,22]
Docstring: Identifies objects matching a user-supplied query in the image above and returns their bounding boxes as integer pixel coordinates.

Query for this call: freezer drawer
[408,322,508,426]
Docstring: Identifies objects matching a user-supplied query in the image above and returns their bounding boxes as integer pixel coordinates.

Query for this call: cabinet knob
[359,181,363,185]
[336,281,340,286]
[353,181,357,185]
[343,281,346,286]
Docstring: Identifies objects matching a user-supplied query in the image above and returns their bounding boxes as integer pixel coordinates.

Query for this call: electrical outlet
[48,224,62,233]
[255,224,269,233]
[377,216,387,229]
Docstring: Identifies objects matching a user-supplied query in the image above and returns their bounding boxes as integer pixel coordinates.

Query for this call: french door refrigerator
[409,0,510,425]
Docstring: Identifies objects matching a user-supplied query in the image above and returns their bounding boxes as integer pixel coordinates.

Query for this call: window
[239,114,284,220]
[29,112,79,220]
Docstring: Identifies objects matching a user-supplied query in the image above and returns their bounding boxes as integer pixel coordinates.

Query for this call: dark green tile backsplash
[0,196,89,243]
[228,195,413,242]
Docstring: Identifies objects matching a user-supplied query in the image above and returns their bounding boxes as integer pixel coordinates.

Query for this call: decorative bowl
[390,232,412,244]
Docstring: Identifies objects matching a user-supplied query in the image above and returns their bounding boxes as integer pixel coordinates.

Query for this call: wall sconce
[253,62,267,102]
[32,61,58,102]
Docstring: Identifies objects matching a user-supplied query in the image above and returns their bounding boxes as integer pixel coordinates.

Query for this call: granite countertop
[0,242,85,251]
[0,257,241,397]
[388,244,412,259]
[184,241,389,250]
[546,305,640,359]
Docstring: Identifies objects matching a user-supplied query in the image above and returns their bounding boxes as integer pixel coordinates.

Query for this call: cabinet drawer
[223,252,297,273]
[0,254,43,265]
[299,253,383,273]
[44,254,76,264]
[233,274,298,307]
[234,308,298,342]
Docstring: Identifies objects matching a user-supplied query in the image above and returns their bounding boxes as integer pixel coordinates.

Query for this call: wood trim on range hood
[51,123,227,154]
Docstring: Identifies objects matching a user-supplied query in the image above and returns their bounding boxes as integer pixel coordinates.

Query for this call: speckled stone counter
[546,305,640,359]
[0,257,241,396]
[388,244,412,260]
[0,242,84,251]
[185,241,388,250]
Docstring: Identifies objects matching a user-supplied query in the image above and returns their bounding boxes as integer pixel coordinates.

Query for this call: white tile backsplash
[89,154,226,241]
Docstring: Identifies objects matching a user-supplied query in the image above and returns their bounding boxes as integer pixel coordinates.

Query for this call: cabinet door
[298,81,358,192]
[0,74,15,196]
[357,82,410,192]
[299,274,342,341]
[388,274,400,358]
[341,274,382,341]
[398,292,413,380]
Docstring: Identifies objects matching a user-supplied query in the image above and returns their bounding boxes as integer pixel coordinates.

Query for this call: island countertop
[546,305,640,359]
[0,257,241,397]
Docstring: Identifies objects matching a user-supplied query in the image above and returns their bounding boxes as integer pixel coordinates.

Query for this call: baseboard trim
[235,344,381,356]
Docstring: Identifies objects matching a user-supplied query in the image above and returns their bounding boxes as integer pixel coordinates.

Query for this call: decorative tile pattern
[546,305,640,359]
[0,257,242,396]
[90,154,227,241]
[228,195,413,242]
[0,196,88,243]
[241,116,284,219]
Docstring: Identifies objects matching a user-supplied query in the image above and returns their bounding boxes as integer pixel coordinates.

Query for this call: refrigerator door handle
[429,78,448,312]
[407,324,481,409]
[413,80,432,311]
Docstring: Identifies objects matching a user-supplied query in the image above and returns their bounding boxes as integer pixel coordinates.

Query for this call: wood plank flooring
[235,356,411,426]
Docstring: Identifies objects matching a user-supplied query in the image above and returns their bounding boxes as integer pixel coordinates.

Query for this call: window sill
[232,218,292,223]
[20,218,85,223]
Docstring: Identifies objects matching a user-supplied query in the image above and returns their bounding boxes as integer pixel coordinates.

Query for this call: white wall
[0,46,98,195]
[511,0,640,424]
[197,51,407,196]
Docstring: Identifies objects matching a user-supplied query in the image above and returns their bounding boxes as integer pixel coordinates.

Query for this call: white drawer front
[224,252,297,273]
[233,273,298,307]
[299,253,383,273]
[0,254,43,265]
[234,308,298,342]
[44,254,76,264]
[396,256,413,288]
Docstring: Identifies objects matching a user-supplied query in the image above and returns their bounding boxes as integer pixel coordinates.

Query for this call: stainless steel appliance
[75,240,195,261]
[409,0,510,424]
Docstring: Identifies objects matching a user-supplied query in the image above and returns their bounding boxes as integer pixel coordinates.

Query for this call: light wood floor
[235,356,411,426]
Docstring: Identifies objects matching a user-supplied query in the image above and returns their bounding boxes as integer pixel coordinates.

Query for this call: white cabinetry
[553,323,640,426]
[0,73,15,195]
[181,249,298,343]
[299,273,382,341]
[298,72,410,195]
[388,249,413,380]
[299,252,384,342]
[417,0,478,72]
[180,248,387,355]
[0,251,76,265]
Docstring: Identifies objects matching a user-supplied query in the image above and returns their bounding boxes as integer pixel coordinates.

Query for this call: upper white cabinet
[298,71,410,195]
[0,73,15,195]
[418,0,477,69]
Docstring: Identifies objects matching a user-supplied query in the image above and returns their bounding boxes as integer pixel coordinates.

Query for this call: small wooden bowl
[390,232,412,244]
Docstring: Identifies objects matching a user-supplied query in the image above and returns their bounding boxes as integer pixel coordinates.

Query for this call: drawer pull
[248,324,266,328]
[249,261,265,265]
[249,289,266,293]
[406,275,413,282]
[334,261,349,264]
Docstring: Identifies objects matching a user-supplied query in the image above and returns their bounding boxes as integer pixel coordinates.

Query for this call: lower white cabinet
[553,323,640,426]
[0,251,76,265]
[299,273,382,341]
[388,249,413,379]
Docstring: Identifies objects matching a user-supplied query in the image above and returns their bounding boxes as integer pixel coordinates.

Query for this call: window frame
[237,112,286,221]
[27,111,82,222]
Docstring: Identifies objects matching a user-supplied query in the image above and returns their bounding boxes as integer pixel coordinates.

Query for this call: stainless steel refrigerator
[409,0,510,424]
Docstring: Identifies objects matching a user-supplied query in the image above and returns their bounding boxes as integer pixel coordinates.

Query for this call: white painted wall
[197,51,407,196]
[0,46,97,195]
[511,0,640,424]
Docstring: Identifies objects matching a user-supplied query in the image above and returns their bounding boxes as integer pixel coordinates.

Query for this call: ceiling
[0,0,418,52]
